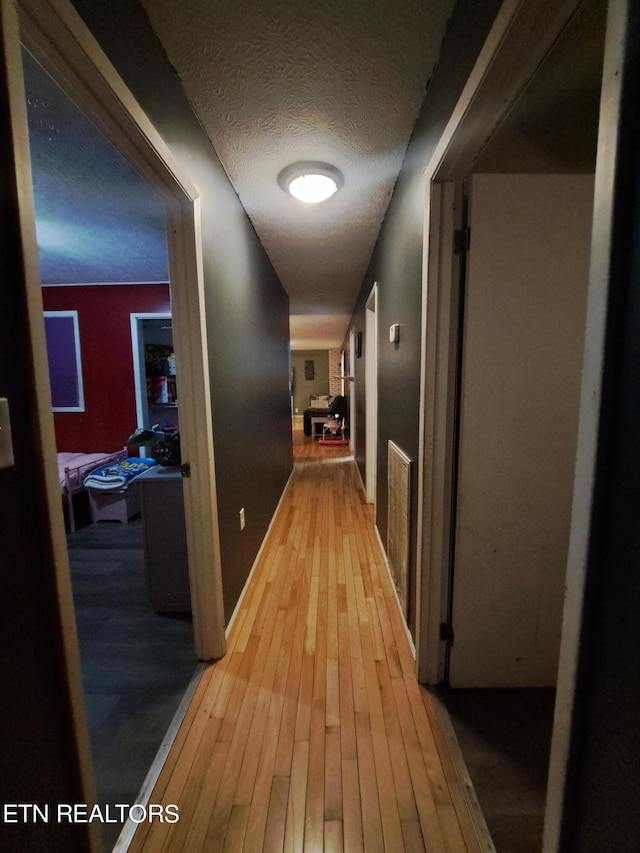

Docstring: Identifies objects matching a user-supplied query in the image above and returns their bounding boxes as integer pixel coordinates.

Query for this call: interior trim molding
[373,522,416,661]
[415,0,623,847]
[225,464,295,639]
[415,0,584,684]
[17,0,226,663]
[428,690,497,853]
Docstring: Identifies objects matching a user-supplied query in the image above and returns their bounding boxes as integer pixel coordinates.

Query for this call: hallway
[128,427,482,852]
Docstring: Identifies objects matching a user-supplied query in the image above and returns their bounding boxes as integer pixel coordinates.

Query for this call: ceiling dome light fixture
[278,161,343,204]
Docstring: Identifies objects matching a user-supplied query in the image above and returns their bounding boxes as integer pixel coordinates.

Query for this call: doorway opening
[13,0,226,847]
[131,314,178,439]
[365,283,378,505]
[349,328,357,452]
[23,48,202,849]
[417,0,607,848]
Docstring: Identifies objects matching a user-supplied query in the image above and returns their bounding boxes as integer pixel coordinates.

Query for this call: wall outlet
[295,407,299,413]
[239,507,245,531]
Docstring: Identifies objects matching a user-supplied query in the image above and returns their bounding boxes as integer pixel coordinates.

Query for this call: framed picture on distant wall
[304,359,315,380]
[43,311,85,412]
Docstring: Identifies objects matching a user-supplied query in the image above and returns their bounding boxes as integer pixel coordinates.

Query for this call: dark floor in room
[436,686,556,853]
[67,513,198,850]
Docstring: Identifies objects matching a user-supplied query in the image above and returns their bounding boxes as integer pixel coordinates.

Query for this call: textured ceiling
[25,0,601,348]
[140,0,455,348]
[23,50,169,286]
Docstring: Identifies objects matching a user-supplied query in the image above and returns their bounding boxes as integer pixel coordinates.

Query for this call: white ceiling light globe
[278,162,344,205]
[288,173,338,204]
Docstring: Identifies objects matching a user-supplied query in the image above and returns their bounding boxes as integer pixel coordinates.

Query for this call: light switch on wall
[0,398,15,469]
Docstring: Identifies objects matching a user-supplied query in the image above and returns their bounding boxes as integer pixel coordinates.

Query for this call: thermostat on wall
[389,323,400,344]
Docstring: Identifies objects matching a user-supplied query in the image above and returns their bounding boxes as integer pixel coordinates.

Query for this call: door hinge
[440,622,455,645]
[180,462,191,478]
[453,227,470,256]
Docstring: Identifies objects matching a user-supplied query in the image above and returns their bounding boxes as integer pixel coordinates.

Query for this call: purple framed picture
[43,311,85,412]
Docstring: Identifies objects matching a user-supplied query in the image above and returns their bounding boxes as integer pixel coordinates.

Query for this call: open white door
[448,173,594,687]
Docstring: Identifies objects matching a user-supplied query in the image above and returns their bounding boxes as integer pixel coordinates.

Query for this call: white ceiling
[140,0,455,349]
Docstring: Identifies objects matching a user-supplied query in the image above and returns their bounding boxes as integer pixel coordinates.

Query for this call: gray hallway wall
[71,0,293,623]
[349,0,503,638]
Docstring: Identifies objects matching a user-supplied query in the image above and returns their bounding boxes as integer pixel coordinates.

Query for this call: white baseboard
[225,466,295,638]
[429,690,497,853]
[353,457,367,495]
[373,522,417,661]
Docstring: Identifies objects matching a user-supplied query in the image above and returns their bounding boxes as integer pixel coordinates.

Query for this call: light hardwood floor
[129,427,482,852]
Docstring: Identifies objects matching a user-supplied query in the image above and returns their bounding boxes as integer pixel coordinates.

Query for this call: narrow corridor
[129,426,481,852]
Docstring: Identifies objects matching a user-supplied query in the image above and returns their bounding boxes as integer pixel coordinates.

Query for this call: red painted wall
[42,284,171,451]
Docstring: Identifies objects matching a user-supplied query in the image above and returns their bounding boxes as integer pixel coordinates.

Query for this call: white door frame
[130,312,172,434]
[365,283,378,505]
[415,0,621,845]
[543,2,629,846]
[17,0,226,670]
[415,0,585,682]
[349,328,357,452]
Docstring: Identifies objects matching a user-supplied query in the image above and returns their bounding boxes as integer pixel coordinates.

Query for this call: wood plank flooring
[129,428,482,852]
